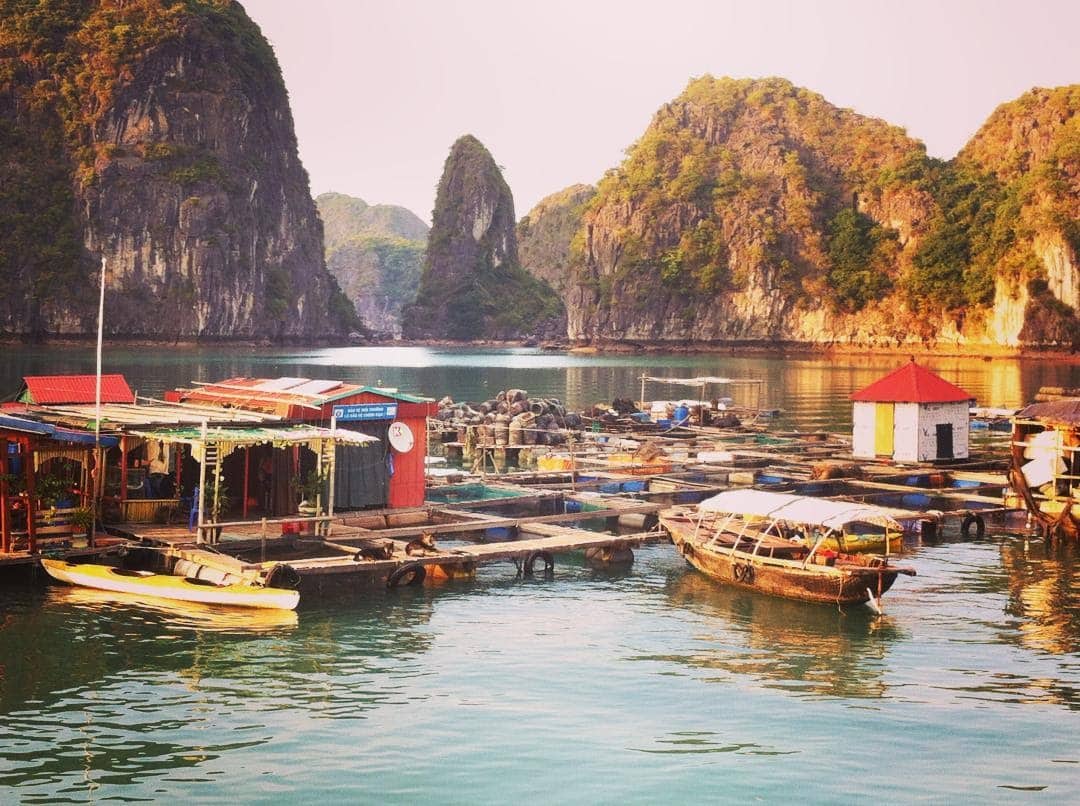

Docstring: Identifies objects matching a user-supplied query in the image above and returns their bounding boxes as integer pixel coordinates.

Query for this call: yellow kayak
[41,559,300,611]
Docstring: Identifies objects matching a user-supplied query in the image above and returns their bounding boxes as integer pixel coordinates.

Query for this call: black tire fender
[523,550,554,576]
[387,562,426,588]
[265,563,301,590]
[961,513,986,540]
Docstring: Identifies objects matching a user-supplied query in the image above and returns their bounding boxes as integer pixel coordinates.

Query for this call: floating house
[2,375,382,546]
[850,361,973,462]
[12,374,136,406]
[0,375,134,554]
[167,377,435,509]
[1008,399,1080,540]
[0,413,119,555]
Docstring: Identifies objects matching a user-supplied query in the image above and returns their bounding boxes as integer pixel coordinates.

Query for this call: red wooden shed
[167,378,435,509]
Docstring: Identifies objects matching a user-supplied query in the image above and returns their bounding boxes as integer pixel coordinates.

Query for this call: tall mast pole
[93,257,106,545]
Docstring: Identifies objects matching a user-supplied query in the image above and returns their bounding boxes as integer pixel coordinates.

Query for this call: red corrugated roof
[850,362,972,403]
[22,374,135,405]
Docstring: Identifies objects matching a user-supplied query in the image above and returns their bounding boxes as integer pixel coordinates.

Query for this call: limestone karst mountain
[401,135,562,341]
[0,0,358,340]
[526,76,1080,351]
[317,192,428,338]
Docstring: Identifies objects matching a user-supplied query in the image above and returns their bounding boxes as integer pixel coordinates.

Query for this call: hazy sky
[242,0,1079,222]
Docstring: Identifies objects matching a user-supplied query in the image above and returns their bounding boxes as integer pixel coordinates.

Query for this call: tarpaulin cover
[696,489,902,531]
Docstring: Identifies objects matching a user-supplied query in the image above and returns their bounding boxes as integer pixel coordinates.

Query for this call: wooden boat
[40,559,300,610]
[659,490,916,607]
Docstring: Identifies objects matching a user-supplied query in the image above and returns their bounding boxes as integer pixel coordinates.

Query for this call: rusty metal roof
[172,377,433,414]
[1015,399,1080,425]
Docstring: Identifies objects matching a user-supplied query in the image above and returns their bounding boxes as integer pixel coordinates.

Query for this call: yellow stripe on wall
[874,402,894,456]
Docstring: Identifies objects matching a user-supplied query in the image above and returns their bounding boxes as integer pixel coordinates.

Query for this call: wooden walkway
[107,495,668,587]
[143,522,670,587]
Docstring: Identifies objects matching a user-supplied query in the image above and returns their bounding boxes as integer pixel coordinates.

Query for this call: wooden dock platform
[109,495,668,590]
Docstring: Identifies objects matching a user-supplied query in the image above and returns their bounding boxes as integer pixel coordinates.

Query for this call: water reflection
[2,345,1079,431]
[0,583,442,796]
[1000,540,1080,655]
[658,571,905,699]
[50,587,300,633]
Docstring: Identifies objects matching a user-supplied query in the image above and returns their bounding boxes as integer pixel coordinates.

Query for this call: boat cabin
[850,360,973,463]
[694,488,905,558]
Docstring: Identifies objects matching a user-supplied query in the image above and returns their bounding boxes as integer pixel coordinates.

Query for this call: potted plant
[291,469,326,515]
[70,507,95,539]
[204,476,231,520]
[35,474,72,510]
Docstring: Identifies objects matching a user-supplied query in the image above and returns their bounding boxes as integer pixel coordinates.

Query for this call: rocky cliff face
[565,76,941,347]
[518,184,595,295]
[958,87,1080,348]
[317,192,428,338]
[401,135,562,340]
[551,76,1080,351]
[0,0,357,340]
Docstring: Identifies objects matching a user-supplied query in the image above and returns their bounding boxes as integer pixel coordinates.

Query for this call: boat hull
[660,513,906,606]
[41,559,299,610]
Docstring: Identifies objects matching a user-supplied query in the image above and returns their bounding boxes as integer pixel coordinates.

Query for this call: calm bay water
[1,345,1079,802]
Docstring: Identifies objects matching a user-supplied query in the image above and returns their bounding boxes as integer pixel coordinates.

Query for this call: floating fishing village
[3,1,1080,799]
[2,360,1068,617]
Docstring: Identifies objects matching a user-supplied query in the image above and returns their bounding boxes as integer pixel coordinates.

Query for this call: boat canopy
[127,424,378,464]
[641,376,764,387]
[696,489,902,531]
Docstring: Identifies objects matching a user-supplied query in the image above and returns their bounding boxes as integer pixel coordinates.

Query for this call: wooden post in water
[243,447,250,520]
[196,421,207,545]
[327,417,337,536]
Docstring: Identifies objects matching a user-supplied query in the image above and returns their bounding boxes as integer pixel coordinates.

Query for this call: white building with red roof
[849,360,974,462]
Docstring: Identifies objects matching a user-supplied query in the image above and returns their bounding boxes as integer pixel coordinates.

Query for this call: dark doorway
[936,423,954,460]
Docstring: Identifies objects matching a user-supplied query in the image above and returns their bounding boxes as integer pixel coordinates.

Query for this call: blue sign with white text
[332,403,398,422]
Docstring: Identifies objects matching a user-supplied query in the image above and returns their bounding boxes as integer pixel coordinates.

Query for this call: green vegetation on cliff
[403,135,563,341]
[826,208,896,312]
[549,75,1080,349]
[569,75,925,339]
[317,190,429,337]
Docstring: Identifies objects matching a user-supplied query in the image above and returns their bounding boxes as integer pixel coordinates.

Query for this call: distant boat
[41,559,300,610]
[659,490,916,607]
